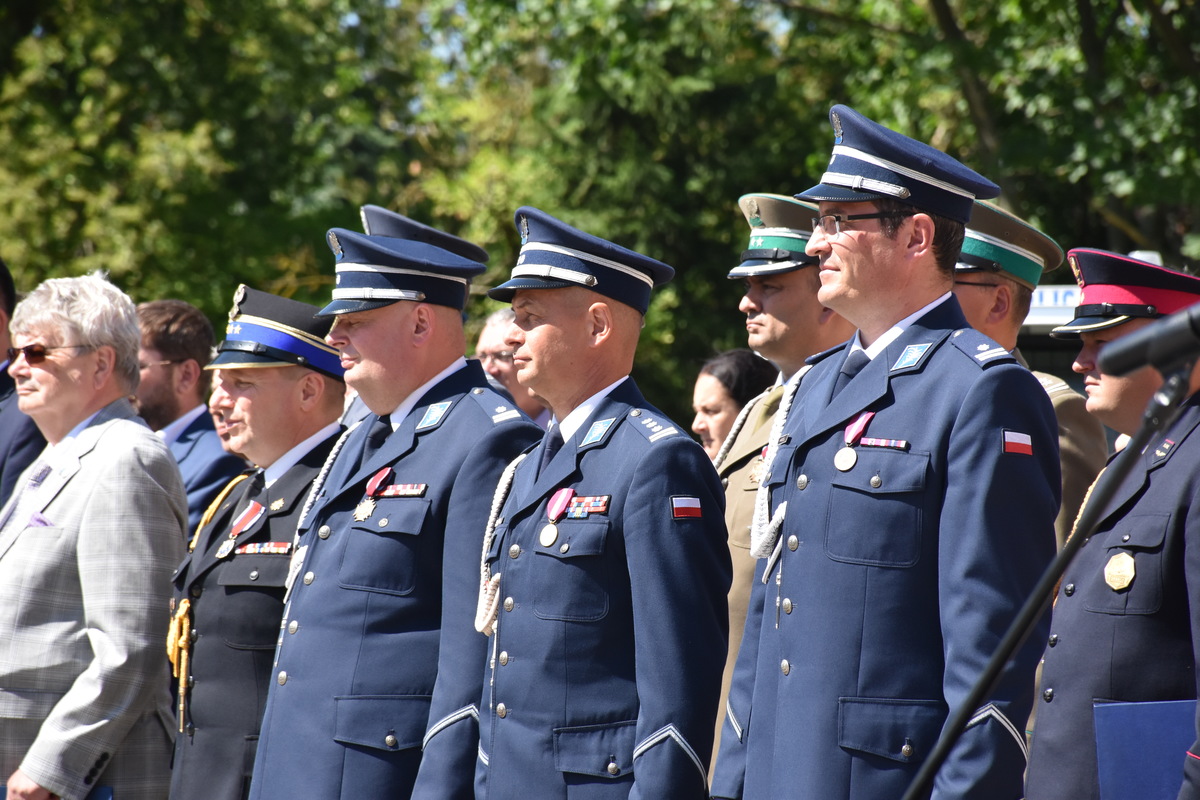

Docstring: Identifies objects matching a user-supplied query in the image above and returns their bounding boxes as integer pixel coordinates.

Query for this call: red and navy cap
[487,207,674,315]
[1050,248,1200,339]
[318,228,487,317]
[796,104,999,224]
[359,205,490,264]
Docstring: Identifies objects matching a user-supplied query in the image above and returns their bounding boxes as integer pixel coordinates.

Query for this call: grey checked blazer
[0,398,186,800]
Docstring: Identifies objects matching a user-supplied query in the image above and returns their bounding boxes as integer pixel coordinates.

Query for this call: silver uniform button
[473,387,484,395]
[782,598,793,614]
[277,671,288,685]
[303,571,314,585]
[870,475,882,488]
[318,525,331,539]
[378,518,389,527]
[781,659,790,676]
[607,761,620,776]
[385,734,398,747]
[796,474,809,490]
[787,535,799,551]
[560,542,570,554]
[499,651,509,666]
[503,597,514,612]
[288,620,299,634]
[249,569,260,581]
[901,742,915,758]
[630,409,642,417]
[496,703,507,718]
[509,544,521,559]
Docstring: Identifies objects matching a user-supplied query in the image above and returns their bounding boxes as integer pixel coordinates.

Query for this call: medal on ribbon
[540,488,574,547]
[835,411,875,472]
[216,500,266,559]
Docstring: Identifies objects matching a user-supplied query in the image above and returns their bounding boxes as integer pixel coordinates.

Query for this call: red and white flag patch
[671,496,702,519]
[1002,430,1033,456]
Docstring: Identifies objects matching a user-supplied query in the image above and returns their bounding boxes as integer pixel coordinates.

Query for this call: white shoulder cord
[713,387,772,470]
[475,452,528,636]
[749,365,811,566]
[295,419,362,537]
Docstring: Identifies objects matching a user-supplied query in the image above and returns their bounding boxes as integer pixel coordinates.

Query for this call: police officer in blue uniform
[247,224,541,800]
[1025,250,1200,800]
[168,286,346,800]
[715,105,1060,800]
[474,207,731,800]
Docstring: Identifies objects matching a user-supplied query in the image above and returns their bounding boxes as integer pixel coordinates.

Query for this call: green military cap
[728,194,819,279]
[956,200,1064,290]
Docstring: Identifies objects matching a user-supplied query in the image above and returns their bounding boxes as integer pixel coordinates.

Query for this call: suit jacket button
[318,525,331,539]
[288,620,299,634]
[782,598,793,614]
[503,597,515,612]
[780,659,790,676]
[496,702,508,718]
[277,671,288,685]
[787,535,799,551]
[499,651,509,666]
[509,544,521,559]
[385,734,398,748]
[796,475,808,490]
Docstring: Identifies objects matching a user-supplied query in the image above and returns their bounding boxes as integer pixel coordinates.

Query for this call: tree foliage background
[2,0,1197,422]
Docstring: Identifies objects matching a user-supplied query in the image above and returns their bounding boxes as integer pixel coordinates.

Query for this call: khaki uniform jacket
[710,385,783,773]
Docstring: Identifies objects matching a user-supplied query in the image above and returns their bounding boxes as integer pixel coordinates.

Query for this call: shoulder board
[1033,370,1074,397]
[948,329,1016,369]
[625,409,682,444]
[465,385,528,424]
[805,342,848,366]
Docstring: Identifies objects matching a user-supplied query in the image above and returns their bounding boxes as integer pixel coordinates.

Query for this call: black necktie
[832,349,871,397]
[538,428,564,477]
[361,414,391,465]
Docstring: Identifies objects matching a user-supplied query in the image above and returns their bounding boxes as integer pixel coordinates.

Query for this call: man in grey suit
[0,272,186,800]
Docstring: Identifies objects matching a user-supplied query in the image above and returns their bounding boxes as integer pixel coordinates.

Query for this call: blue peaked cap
[318,228,487,317]
[359,204,490,264]
[487,207,675,315]
[796,104,1000,224]
[210,285,345,381]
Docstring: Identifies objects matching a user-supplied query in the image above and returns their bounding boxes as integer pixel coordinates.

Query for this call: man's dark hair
[0,256,15,318]
[875,197,965,278]
[137,299,216,396]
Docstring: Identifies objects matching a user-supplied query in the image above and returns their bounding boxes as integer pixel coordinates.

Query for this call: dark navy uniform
[248,361,539,799]
[1024,248,1200,800]
[169,432,339,800]
[737,298,1059,800]
[476,379,730,799]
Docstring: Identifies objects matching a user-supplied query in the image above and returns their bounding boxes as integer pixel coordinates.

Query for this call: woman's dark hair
[699,349,777,409]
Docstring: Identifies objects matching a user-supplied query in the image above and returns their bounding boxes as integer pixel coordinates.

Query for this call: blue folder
[1094,698,1196,800]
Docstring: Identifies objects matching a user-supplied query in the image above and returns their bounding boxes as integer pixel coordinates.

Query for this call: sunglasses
[6,343,91,365]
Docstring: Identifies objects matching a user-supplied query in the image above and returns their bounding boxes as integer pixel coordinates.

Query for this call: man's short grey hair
[483,307,516,330]
[11,271,141,393]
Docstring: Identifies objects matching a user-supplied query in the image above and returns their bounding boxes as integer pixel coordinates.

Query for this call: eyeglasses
[6,343,91,365]
[953,281,1002,289]
[477,350,514,365]
[139,359,182,370]
[811,212,914,237]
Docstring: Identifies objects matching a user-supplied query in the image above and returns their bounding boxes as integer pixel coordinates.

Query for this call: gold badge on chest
[1104,552,1136,591]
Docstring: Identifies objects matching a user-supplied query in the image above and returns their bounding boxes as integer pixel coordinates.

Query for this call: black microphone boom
[1097,303,1200,376]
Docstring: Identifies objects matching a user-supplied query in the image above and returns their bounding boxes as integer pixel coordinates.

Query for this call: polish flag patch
[1002,430,1033,456]
[671,496,702,519]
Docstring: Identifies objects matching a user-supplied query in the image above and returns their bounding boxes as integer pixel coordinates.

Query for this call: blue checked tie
[832,349,870,397]
[359,414,391,466]
[537,427,564,477]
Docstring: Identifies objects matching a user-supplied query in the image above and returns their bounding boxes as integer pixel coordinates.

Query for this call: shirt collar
[156,404,209,446]
[553,376,629,443]
[849,292,952,360]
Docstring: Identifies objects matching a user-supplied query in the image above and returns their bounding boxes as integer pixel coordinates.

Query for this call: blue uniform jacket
[476,378,731,800]
[169,413,247,537]
[169,430,340,800]
[722,298,1059,800]
[247,361,540,800]
[1026,398,1200,800]
[0,370,45,507]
